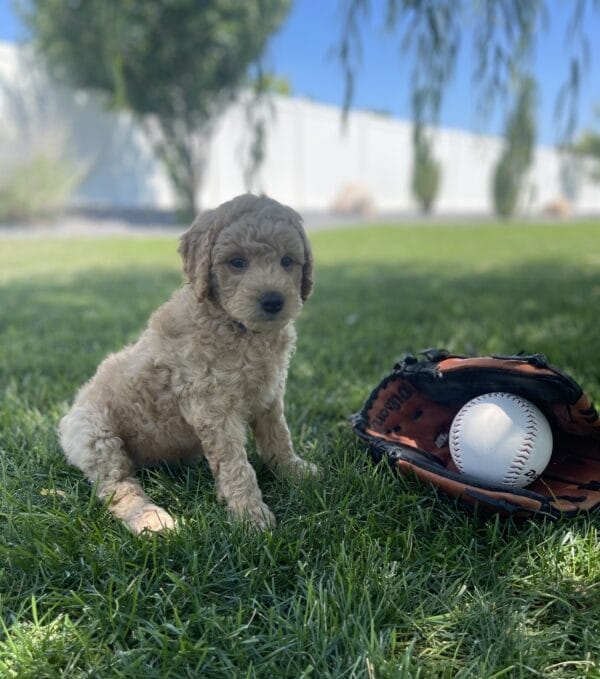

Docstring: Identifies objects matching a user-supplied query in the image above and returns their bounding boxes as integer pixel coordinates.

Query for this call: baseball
[449,392,553,488]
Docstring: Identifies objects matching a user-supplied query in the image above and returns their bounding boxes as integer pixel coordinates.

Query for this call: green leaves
[20,0,292,215]
[493,77,537,218]
[336,0,597,140]
[411,125,441,214]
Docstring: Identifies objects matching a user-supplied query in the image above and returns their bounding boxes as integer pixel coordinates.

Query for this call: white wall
[1,42,599,215]
[0,43,175,210]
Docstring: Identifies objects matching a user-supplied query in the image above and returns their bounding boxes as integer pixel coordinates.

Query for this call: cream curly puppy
[59,194,317,534]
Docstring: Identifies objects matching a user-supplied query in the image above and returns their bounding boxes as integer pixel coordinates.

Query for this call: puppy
[59,194,317,533]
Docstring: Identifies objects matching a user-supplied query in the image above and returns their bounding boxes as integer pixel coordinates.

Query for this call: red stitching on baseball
[502,395,539,486]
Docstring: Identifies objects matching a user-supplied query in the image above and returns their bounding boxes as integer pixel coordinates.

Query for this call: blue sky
[1,0,599,146]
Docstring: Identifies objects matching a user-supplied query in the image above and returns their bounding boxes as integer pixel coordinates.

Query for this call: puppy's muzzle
[260,291,285,316]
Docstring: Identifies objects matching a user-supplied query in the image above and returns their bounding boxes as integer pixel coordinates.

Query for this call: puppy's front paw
[228,499,276,531]
[277,457,320,480]
[128,505,176,535]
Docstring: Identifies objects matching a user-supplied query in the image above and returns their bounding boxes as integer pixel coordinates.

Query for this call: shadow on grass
[0,267,181,408]
[1,257,599,414]
[293,257,600,425]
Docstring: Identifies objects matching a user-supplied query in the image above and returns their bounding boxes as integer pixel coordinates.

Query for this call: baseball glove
[352,349,600,518]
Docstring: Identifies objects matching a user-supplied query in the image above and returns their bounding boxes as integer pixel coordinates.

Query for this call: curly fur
[59,194,317,534]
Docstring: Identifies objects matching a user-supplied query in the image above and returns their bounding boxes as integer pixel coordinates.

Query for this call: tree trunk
[141,116,207,221]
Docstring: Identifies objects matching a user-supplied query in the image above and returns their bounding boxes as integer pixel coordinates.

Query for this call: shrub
[0,152,79,222]
[492,78,536,218]
[492,154,520,218]
[412,127,441,214]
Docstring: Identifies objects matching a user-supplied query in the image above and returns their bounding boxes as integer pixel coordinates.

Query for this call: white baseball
[449,392,553,488]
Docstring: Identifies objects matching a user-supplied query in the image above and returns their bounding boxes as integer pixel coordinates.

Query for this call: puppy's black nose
[260,291,284,315]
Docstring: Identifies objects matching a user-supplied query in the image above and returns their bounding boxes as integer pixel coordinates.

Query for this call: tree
[576,132,600,159]
[411,124,441,214]
[336,0,599,141]
[19,0,291,217]
[572,110,600,182]
[241,74,293,193]
[492,78,536,218]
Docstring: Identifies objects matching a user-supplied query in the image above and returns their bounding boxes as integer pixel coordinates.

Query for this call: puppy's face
[211,216,306,332]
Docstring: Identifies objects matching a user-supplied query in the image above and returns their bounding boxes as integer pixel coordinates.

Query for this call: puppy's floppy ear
[276,201,313,302]
[299,227,314,302]
[178,209,222,302]
[179,194,262,301]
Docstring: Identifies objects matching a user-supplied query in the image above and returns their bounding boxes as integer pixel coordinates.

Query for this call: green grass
[1,222,599,678]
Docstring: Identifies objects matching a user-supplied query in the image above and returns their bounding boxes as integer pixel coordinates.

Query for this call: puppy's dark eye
[281,256,294,269]
[229,257,249,270]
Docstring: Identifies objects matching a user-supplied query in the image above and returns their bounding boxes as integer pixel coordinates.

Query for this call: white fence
[1,41,599,216]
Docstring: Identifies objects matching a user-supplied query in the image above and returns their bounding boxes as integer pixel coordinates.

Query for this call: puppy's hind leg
[99,477,176,535]
[59,406,175,534]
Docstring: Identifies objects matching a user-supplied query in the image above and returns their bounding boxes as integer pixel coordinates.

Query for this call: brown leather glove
[352,349,600,518]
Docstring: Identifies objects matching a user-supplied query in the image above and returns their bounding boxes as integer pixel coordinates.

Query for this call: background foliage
[336,0,600,217]
[20,0,291,217]
[0,152,79,222]
[492,78,537,218]
[337,0,598,138]
[411,125,441,214]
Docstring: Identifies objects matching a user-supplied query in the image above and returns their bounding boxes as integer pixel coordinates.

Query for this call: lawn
[1,222,599,678]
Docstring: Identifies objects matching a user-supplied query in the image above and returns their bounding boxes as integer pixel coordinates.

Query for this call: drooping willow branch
[336,0,599,141]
